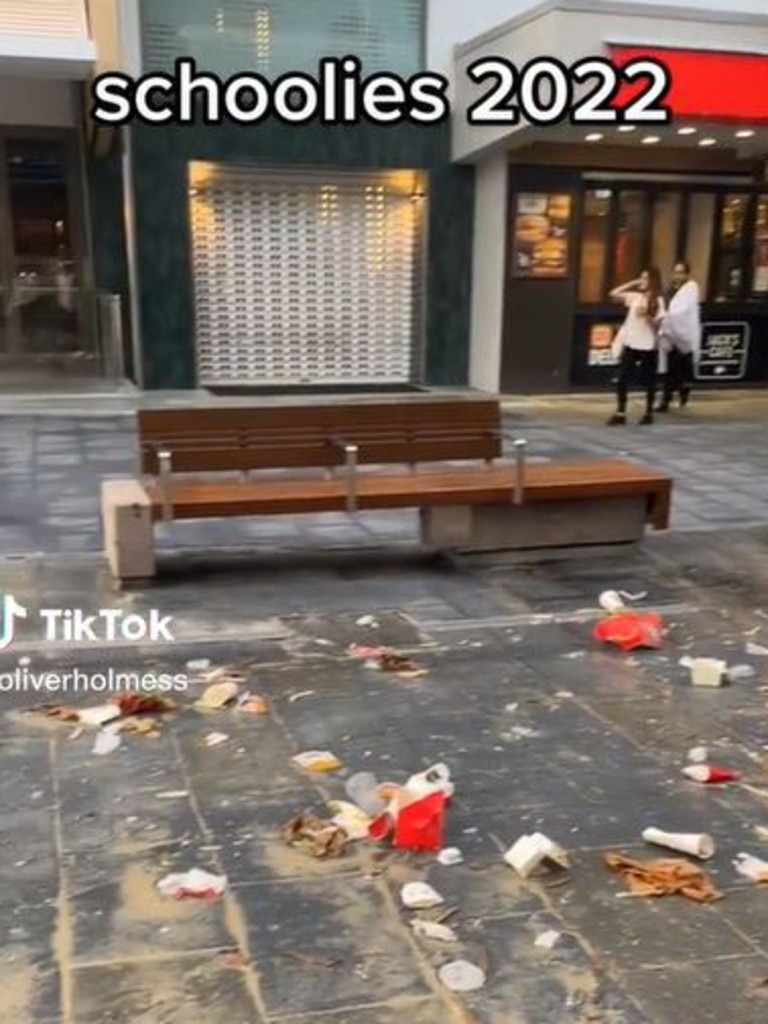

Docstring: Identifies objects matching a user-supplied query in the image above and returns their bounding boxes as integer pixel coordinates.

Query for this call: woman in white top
[657,261,701,412]
[607,268,666,426]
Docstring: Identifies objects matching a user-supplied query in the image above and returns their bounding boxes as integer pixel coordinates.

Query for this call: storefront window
[612,191,645,288]
[712,194,748,301]
[752,195,768,294]
[578,189,611,302]
[651,192,681,279]
[685,193,715,301]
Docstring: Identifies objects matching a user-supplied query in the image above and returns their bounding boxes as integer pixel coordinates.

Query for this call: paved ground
[4,394,768,1022]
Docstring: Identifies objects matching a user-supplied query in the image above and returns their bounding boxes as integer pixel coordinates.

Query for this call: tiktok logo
[0,595,28,651]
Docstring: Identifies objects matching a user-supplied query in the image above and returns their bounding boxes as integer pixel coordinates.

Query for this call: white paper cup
[689,658,727,688]
[642,827,715,860]
[599,590,626,613]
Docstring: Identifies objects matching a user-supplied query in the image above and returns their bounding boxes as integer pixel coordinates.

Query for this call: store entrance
[575,176,768,385]
[0,132,102,388]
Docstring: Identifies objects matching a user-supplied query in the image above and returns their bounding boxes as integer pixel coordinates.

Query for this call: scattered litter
[328,800,372,840]
[281,811,348,858]
[235,692,268,715]
[288,691,316,703]
[400,882,444,909]
[642,827,715,860]
[598,590,627,613]
[292,750,342,773]
[734,852,768,883]
[555,690,574,699]
[755,826,768,842]
[504,833,570,878]
[118,694,176,716]
[78,704,122,727]
[605,852,721,902]
[118,717,162,737]
[437,847,463,866]
[534,929,562,950]
[680,657,728,687]
[747,642,768,657]
[406,764,455,800]
[355,615,379,628]
[348,643,388,661]
[727,664,757,682]
[157,868,227,900]
[202,667,247,686]
[593,613,663,652]
[507,725,541,740]
[204,732,229,748]
[372,791,447,852]
[155,791,189,800]
[683,764,740,785]
[92,726,122,756]
[186,658,211,671]
[505,703,519,714]
[438,960,486,992]
[347,644,427,678]
[410,919,457,943]
[687,746,709,764]
[345,772,388,817]
[194,680,240,710]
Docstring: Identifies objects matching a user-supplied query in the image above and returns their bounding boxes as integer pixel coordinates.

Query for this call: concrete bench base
[420,497,649,552]
[101,479,156,581]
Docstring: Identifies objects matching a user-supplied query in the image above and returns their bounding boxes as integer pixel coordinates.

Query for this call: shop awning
[0,0,95,78]
[452,0,768,162]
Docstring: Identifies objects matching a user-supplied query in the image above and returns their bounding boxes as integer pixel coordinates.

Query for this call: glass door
[0,133,90,378]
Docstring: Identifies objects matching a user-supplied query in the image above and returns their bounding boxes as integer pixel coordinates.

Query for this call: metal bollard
[513,439,527,506]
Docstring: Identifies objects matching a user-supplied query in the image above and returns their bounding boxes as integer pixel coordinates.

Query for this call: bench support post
[101,480,156,581]
[345,444,359,515]
[513,439,527,506]
[158,450,173,523]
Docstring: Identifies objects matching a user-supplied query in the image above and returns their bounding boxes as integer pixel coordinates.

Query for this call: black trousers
[616,347,657,415]
[662,348,693,406]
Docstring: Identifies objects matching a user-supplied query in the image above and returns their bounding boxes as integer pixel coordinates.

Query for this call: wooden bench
[100,395,672,580]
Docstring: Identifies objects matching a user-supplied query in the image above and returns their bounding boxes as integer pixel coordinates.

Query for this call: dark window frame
[577,180,768,308]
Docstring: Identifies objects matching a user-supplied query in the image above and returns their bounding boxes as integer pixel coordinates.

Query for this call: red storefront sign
[609,46,768,123]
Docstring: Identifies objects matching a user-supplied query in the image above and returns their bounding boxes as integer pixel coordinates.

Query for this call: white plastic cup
[345,772,386,817]
[642,827,715,860]
[688,658,727,688]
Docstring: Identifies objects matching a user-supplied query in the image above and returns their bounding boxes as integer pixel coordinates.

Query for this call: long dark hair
[645,267,663,319]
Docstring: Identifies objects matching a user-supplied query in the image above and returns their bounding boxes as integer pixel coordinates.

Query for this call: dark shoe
[639,413,654,425]
[680,389,691,408]
[606,413,626,426]
[655,402,670,413]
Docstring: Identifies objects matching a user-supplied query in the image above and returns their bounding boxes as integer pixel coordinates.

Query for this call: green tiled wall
[86,146,132,377]
[130,120,473,389]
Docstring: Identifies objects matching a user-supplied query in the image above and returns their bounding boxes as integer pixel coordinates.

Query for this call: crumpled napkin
[605,852,722,903]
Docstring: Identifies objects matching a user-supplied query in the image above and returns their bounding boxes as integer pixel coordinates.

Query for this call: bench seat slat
[145,461,671,529]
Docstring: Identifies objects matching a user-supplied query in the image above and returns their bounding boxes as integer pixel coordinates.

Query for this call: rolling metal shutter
[189,165,426,387]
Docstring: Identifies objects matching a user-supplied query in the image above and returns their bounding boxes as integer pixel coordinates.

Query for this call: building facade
[93,0,473,392]
[2,0,768,394]
[452,0,768,392]
[0,0,109,389]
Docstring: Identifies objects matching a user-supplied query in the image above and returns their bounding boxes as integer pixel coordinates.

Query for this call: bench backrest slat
[138,397,503,475]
